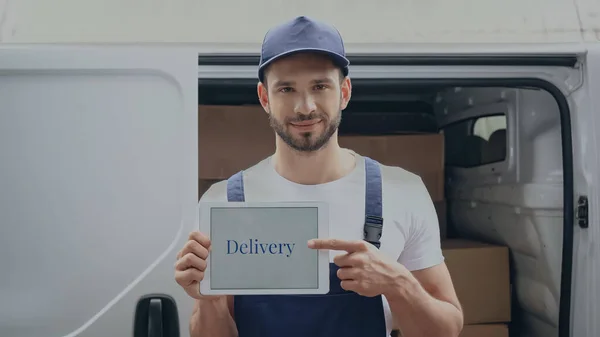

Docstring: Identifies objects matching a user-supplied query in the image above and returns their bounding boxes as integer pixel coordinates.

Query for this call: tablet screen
[209,206,319,290]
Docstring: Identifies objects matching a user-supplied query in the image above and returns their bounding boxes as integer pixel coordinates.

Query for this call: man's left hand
[308,238,412,297]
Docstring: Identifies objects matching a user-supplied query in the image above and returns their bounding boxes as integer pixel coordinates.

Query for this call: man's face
[257,53,352,153]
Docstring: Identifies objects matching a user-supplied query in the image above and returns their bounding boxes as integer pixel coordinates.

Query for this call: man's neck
[272,137,356,185]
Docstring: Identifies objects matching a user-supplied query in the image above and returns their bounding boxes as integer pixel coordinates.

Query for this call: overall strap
[363,157,383,249]
[227,171,245,202]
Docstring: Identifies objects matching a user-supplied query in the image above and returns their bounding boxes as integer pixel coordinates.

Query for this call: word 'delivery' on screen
[227,238,296,257]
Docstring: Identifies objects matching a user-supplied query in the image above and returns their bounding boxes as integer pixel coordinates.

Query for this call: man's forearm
[385,275,463,337]
[190,297,237,337]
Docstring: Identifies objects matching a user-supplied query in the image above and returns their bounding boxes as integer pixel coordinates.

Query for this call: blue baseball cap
[258,16,350,83]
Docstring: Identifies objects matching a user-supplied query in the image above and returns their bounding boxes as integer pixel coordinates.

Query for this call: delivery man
[175,16,464,337]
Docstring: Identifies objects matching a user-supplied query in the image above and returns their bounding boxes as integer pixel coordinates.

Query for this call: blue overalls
[226,157,387,337]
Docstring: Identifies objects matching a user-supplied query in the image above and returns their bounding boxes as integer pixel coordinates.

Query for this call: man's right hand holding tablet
[175,231,237,337]
[174,231,214,300]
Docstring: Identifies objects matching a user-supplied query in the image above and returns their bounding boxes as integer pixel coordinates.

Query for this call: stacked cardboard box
[198,105,272,199]
[460,324,509,337]
[198,105,274,180]
[443,239,511,336]
[338,134,445,202]
[393,324,508,337]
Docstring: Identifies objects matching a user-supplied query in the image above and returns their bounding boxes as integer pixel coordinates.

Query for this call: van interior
[197,77,570,337]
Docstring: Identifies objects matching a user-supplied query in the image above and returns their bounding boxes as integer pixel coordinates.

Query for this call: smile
[290,120,322,128]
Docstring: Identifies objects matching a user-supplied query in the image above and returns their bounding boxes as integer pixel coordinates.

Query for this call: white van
[0,21,599,337]
[1,42,598,337]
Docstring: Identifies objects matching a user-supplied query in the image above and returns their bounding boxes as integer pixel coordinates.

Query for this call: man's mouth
[290,119,321,127]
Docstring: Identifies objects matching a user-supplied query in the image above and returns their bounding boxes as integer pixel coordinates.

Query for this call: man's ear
[257,81,270,113]
[340,76,352,110]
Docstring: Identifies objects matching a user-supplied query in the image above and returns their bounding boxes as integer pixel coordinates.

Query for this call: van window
[444,114,507,167]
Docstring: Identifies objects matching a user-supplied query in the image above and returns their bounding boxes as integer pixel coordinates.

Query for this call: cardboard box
[338,134,444,201]
[460,324,509,337]
[395,324,508,337]
[199,105,274,179]
[442,239,511,324]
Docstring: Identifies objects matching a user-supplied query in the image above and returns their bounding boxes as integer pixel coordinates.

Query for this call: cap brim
[258,48,350,82]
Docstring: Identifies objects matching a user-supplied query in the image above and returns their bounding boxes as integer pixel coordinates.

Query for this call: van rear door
[0,45,198,337]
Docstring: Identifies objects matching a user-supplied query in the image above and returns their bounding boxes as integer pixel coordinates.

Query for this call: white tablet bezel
[198,201,330,296]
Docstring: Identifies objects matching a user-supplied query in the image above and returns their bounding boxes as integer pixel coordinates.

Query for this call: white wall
[1,0,599,45]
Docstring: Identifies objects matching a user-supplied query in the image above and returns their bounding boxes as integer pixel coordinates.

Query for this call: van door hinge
[576,196,589,228]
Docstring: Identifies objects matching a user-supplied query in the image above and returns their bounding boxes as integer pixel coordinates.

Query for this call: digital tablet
[198,201,330,295]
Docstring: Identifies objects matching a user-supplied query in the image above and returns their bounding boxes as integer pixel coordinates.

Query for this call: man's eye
[279,87,293,93]
[314,84,327,90]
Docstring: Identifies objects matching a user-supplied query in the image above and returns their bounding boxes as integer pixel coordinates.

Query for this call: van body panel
[0,45,198,337]
[1,0,598,44]
[198,64,581,93]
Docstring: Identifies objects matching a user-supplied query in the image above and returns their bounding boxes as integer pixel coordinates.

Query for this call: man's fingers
[175,252,207,272]
[174,268,204,287]
[308,238,369,252]
[337,266,360,280]
[179,240,209,260]
[188,231,212,249]
[174,232,213,300]
[177,232,211,260]
[333,251,369,267]
[333,252,353,267]
[340,279,360,292]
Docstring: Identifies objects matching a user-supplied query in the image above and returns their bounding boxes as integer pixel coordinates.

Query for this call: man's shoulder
[374,160,435,214]
[377,161,427,191]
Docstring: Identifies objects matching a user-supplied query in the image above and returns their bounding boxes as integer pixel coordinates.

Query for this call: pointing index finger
[308,238,368,252]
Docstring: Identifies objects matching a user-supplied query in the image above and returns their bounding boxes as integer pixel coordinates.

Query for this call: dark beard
[269,111,341,153]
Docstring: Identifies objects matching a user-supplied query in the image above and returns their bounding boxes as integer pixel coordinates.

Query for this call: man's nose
[295,93,317,115]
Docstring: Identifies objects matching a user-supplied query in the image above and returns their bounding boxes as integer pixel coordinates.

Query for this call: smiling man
[175,16,464,337]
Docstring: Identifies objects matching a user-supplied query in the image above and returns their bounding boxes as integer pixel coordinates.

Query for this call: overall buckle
[364,215,383,249]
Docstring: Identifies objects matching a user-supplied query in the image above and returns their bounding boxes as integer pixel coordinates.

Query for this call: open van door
[426,49,598,337]
[0,45,198,337]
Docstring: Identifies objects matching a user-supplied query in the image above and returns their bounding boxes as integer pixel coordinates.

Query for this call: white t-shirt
[201,150,444,336]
